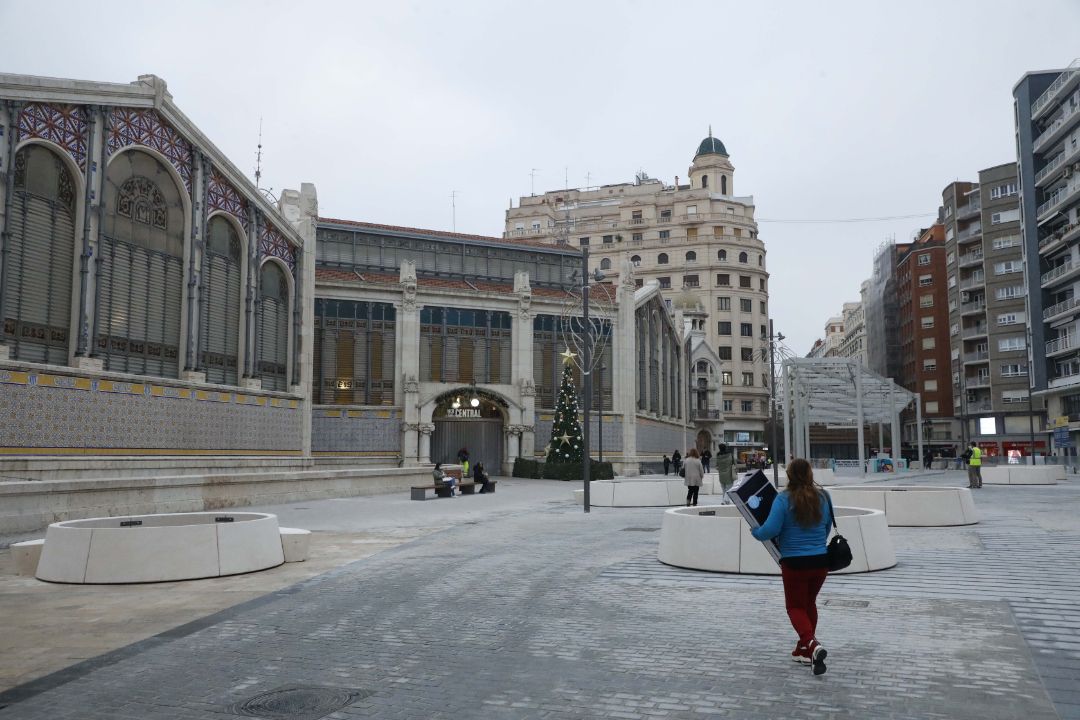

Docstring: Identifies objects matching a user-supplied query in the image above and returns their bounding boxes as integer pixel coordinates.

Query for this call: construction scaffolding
[781,358,921,474]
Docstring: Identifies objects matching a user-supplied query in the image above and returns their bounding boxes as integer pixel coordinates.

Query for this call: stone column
[399,261,422,466]
[0,102,16,361]
[72,105,106,371]
[181,150,207,382]
[617,256,638,475]
[418,422,435,464]
[280,184,318,456]
[512,271,536,461]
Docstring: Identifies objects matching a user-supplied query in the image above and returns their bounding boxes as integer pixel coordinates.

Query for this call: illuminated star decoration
[560,347,577,365]
[559,433,573,445]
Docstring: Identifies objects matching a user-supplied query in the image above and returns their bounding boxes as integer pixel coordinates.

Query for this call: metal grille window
[421,307,512,386]
[313,299,396,404]
[533,313,612,411]
[256,262,289,390]
[96,150,185,378]
[2,145,76,365]
[200,216,242,384]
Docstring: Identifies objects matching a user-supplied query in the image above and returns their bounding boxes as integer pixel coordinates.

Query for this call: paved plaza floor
[2,470,1079,719]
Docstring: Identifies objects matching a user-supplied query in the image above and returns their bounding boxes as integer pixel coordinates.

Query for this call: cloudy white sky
[2,0,1077,354]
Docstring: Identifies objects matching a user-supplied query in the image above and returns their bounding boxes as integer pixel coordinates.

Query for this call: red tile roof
[318,216,576,252]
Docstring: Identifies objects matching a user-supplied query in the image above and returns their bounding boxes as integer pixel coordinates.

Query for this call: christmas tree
[546,351,584,464]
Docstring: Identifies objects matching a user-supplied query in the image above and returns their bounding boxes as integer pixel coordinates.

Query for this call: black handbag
[823,491,853,572]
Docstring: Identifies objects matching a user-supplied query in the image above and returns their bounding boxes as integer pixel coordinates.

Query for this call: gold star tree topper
[560,347,577,365]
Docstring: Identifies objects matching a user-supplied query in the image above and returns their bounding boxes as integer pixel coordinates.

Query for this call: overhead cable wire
[756,212,937,224]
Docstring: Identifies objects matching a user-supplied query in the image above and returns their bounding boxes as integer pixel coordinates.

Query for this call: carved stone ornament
[418,423,435,435]
[401,280,418,312]
[401,422,421,433]
[519,378,536,397]
[403,374,419,394]
[517,293,532,318]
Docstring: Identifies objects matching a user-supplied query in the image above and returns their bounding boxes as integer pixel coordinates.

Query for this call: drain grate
[229,685,373,720]
[824,599,870,608]
[621,527,660,532]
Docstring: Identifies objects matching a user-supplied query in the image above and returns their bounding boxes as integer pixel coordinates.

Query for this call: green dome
[694,135,728,158]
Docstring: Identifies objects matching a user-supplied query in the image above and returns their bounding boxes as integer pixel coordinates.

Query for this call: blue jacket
[750,490,831,558]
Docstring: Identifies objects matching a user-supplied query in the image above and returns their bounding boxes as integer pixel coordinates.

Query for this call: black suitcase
[726,469,781,564]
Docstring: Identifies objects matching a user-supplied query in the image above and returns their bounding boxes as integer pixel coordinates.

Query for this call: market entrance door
[431,393,505,472]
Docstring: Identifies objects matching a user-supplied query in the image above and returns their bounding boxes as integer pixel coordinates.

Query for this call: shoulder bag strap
[822,488,838,531]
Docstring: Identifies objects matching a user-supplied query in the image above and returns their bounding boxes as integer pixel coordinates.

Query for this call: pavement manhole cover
[621,527,660,532]
[824,599,870,608]
[229,685,372,720]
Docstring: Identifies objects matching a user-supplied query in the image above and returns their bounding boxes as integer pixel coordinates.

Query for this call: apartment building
[1016,60,1080,454]
[944,164,1044,458]
[504,133,771,451]
[839,297,867,364]
[896,224,955,451]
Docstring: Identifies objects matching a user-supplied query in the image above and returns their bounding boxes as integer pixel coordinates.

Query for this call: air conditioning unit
[1067,166,1074,178]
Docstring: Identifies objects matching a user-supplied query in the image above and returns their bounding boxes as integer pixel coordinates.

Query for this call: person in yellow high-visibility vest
[965,441,983,489]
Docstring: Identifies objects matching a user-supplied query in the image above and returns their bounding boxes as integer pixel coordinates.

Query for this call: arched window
[738,251,748,263]
[657,253,669,265]
[2,144,77,365]
[201,216,243,384]
[701,175,709,188]
[98,150,185,377]
[758,254,764,266]
[685,251,697,262]
[721,175,728,194]
[696,360,710,374]
[718,249,727,261]
[257,262,289,391]
[599,257,612,270]
[630,255,641,267]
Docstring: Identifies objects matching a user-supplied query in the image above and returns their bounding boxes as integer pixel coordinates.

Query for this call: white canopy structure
[781,358,921,473]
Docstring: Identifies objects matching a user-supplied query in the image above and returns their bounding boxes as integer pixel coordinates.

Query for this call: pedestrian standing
[702,449,712,474]
[663,455,671,476]
[750,458,833,675]
[672,449,682,476]
[682,449,705,507]
[966,442,983,489]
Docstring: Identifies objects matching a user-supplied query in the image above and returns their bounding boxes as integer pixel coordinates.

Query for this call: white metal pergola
[781,358,921,474]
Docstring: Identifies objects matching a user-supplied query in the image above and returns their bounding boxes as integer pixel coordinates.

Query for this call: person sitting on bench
[475,462,493,493]
[433,463,457,497]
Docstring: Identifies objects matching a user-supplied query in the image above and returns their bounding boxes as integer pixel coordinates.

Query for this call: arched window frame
[255,256,295,391]
[718,249,727,261]
[200,211,248,384]
[721,175,728,194]
[685,251,697,263]
[630,254,641,267]
[3,139,85,366]
[599,257,612,271]
[701,175,709,188]
[97,145,192,378]
[657,253,669,265]
[738,251,748,263]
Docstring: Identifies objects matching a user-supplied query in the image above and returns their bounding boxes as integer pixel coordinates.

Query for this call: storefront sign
[445,408,481,418]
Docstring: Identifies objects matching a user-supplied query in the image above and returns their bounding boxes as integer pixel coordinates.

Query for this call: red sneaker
[791,644,811,664]
[808,639,828,675]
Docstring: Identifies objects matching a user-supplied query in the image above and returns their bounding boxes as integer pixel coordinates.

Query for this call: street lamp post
[768,320,784,486]
[582,247,592,513]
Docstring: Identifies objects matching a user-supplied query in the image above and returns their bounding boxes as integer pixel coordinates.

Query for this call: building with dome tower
[505,131,769,454]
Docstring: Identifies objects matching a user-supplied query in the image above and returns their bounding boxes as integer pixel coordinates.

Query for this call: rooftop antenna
[450,190,460,232]
[530,168,541,196]
[254,117,264,189]
[585,171,592,189]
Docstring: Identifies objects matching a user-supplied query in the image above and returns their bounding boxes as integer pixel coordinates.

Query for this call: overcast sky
[2,0,1077,354]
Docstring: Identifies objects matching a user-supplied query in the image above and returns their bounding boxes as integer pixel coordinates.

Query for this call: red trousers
[780,563,828,647]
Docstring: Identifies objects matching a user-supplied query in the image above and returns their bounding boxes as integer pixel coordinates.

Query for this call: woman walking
[682,449,705,506]
[750,458,833,675]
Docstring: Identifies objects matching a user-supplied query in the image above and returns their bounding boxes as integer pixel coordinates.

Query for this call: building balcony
[960,300,986,316]
[956,200,982,221]
[959,275,986,291]
[1037,175,1080,223]
[965,376,992,389]
[1034,141,1080,188]
[694,409,721,420]
[1039,219,1080,255]
[965,400,994,413]
[963,350,990,363]
[958,250,984,267]
[956,222,983,243]
[1043,295,1080,321]
[1046,334,1077,357]
[962,325,989,340]
[1033,99,1080,154]
[1031,58,1080,120]
[1042,260,1076,287]
[504,227,551,238]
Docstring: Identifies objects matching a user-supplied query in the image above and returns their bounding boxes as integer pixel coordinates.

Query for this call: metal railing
[966,400,994,413]
[960,275,985,290]
[957,201,982,220]
[1037,175,1080,220]
[1034,141,1080,186]
[1031,59,1080,119]
[1034,100,1080,154]
[1040,221,1080,251]
[956,222,983,242]
[694,409,721,420]
[962,325,989,339]
[1047,334,1076,355]
[963,351,990,362]
[1042,261,1074,285]
[966,376,991,388]
[958,250,984,266]
[960,301,986,314]
[1043,295,1080,320]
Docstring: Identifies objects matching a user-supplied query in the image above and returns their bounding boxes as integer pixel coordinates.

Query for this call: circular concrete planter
[572,479,698,507]
[981,466,1062,485]
[657,505,896,575]
[36,511,285,584]
[827,486,978,526]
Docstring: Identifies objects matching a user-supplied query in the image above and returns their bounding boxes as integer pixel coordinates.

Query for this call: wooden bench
[410,479,497,501]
